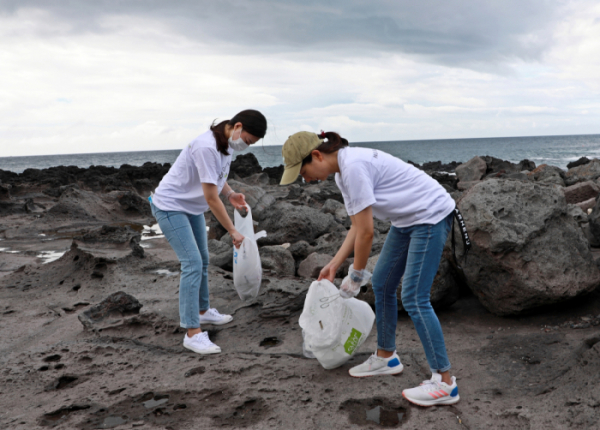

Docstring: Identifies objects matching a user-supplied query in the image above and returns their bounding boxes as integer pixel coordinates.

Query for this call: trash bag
[233,206,267,301]
[299,279,375,369]
[301,329,316,359]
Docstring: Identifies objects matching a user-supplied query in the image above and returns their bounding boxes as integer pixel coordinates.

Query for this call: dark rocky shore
[1,154,600,429]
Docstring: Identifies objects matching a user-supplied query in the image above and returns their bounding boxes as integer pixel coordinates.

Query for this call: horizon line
[2,132,599,159]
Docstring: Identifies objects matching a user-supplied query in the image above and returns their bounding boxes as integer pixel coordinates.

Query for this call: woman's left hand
[228,192,247,210]
[318,261,338,282]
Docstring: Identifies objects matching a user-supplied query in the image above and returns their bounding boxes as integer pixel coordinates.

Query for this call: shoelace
[366,354,384,365]
[208,308,223,318]
[419,379,444,393]
[197,333,212,346]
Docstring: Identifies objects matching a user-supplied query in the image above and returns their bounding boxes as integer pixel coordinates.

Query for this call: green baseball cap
[280,131,322,185]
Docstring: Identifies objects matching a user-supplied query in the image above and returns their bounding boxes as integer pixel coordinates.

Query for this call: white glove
[339,264,372,299]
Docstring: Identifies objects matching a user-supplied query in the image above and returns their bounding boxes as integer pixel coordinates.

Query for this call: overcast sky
[1,0,599,156]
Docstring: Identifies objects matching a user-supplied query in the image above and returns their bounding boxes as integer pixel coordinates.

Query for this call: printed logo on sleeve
[218,161,231,181]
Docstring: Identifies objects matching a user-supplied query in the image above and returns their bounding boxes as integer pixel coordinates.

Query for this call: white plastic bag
[299,279,375,369]
[301,329,316,359]
[232,206,267,301]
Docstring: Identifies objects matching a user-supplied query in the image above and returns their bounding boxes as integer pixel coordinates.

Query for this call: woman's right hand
[231,230,245,249]
[318,261,338,282]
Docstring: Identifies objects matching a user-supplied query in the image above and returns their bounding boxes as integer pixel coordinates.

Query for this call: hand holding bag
[232,206,267,301]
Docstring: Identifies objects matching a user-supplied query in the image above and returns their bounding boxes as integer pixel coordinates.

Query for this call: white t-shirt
[335,147,455,228]
[152,130,232,215]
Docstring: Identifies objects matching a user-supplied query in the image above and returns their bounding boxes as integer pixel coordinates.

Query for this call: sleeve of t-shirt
[191,146,221,185]
[335,173,352,212]
[340,162,376,216]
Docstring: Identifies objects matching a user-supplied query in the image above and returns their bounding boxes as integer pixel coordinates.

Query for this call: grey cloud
[0,0,564,68]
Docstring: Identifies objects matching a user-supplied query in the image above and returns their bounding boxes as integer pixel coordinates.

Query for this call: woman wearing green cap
[149,110,267,355]
[280,131,459,407]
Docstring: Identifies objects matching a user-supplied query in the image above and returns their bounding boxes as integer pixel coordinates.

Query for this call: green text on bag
[343,328,363,355]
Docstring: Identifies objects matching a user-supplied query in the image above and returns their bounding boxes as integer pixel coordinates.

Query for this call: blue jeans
[372,212,453,373]
[150,201,210,329]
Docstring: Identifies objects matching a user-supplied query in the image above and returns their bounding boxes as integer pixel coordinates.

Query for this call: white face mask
[228,127,249,151]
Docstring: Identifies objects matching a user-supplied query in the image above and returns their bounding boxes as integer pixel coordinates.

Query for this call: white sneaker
[198,308,233,325]
[402,373,460,406]
[183,332,221,354]
[349,351,404,377]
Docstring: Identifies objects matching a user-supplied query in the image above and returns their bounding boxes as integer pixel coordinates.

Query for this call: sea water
[1,134,599,173]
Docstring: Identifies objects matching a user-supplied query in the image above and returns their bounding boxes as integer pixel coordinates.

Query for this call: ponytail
[210,120,229,155]
[301,131,349,166]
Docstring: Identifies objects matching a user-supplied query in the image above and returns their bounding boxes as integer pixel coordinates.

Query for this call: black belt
[451,207,471,269]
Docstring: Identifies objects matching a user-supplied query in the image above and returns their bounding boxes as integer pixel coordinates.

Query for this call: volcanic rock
[0,182,12,200]
[230,153,263,178]
[224,179,275,218]
[242,172,270,187]
[578,197,598,212]
[297,252,332,279]
[565,159,600,186]
[567,204,588,225]
[256,201,337,245]
[262,165,285,185]
[589,197,600,242]
[421,160,461,172]
[114,191,152,216]
[527,164,565,186]
[456,179,600,315]
[0,200,28,216]
[260,245,295,276]
[47,188,104,221]
[564,181,600,205]
[455,156,487,188]
[321,199,348,222]
[287,240,314,271]
[208,239,232,270]
[77,225,141,244]
[78,292,143,330]
[567,156,591,169]
[2,163,170,195]
[482,156,536,177]
[311,231,349,257]
[582,223,600,248]
[301,180,344,205]
[297,252,350,279]
[502,172,531,183]
[430,172,459,191]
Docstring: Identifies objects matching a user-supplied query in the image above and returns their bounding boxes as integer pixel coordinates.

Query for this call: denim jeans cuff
[179,323,199,329]
[431,364,452,374]
[377,345,397,352]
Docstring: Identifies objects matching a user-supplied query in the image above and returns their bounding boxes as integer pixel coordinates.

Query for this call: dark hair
[301,131,349,166]
[210,109,267,155]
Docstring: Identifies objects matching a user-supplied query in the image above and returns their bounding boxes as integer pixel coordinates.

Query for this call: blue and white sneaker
[402,373,460,406]
[349,351,404,377]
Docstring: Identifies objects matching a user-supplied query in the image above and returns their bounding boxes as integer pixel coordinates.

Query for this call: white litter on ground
[154,269,179,277]
[37,250,66,264]
[141,224,165,241]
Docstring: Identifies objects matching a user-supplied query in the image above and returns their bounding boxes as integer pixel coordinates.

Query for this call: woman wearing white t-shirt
[279,131,460,407]
[150,110,267,355]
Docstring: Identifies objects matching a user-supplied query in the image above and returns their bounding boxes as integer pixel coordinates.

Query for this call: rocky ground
[1,154,600,429]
